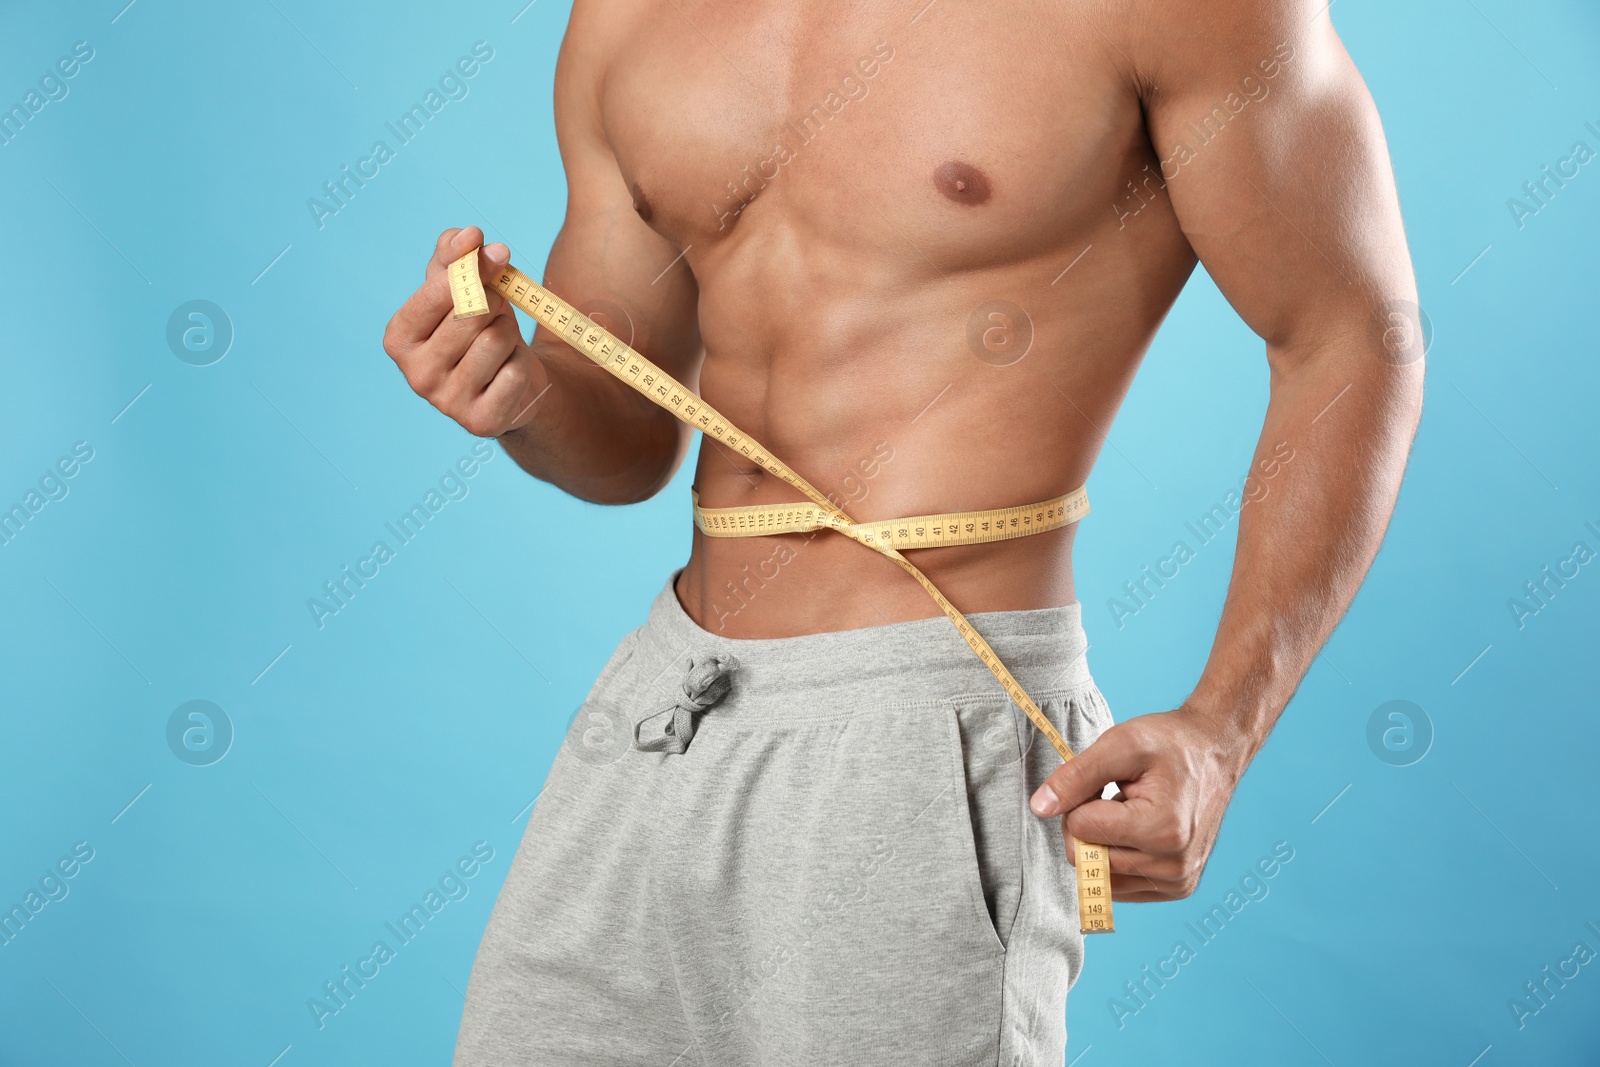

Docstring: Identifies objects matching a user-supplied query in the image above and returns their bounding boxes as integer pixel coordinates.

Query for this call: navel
[934,160,992,204]
[631,181,654,222]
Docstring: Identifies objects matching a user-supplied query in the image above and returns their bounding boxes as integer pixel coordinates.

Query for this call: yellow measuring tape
[449,250,1116,934]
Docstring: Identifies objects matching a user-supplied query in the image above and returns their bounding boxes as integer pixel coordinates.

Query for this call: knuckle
[381,323,406,360]
[1151,821,1186,854]
[458,409,496,438]
[404,362,442,397]
[1126,721,1159,761]
[1103,718,1139,755]
[480,327,514,362]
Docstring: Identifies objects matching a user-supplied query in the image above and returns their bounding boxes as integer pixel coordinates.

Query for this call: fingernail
[486,243,509,264]
[1030,784,1058,816]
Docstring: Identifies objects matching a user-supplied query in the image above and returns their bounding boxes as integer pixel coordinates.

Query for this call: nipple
[631,181,654,222]
[934,160,992,204]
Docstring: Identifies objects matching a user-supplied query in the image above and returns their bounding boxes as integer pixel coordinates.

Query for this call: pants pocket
[944,696,1030,955]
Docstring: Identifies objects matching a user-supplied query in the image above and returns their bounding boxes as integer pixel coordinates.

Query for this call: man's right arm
[381,1,702,505]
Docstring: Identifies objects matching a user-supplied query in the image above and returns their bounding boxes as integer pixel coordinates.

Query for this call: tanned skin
[383,0,1424,904]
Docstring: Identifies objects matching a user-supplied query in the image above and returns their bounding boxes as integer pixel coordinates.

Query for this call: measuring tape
[692,487,1087,548]
[449,250,1116,934]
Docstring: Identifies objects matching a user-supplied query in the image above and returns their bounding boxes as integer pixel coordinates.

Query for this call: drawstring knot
[633,652,740,754]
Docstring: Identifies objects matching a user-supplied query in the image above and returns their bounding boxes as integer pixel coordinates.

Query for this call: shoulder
[555,0,646,100]
[1111,0,1338,94]
[553,0,640,144]
[559,0,650,69]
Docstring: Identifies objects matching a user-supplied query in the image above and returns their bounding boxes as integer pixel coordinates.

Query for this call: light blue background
[1,1,1596,1064]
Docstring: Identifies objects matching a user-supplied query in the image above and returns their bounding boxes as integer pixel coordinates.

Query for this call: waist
[680,521,1079,636]
[632,566,1094,715]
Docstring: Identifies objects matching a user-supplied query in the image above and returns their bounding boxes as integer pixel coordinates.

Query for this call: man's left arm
[1030,2,1426,902]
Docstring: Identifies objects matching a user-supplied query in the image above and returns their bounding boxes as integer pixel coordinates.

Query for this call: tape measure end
[452,307,492,321]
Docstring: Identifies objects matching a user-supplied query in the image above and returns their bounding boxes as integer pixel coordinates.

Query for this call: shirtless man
[383,0,1423,1062]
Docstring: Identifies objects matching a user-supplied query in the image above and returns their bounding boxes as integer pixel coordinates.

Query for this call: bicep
[539,3,701,382]
[1138,11,1416,362]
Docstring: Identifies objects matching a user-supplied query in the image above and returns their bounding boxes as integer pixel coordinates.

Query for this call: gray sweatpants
[453,567,1113,1066]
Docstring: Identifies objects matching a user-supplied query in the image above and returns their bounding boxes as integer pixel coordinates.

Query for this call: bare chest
[598,1,1142,267]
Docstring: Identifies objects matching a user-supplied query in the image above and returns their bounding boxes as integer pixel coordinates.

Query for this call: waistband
[628,567,1094,718]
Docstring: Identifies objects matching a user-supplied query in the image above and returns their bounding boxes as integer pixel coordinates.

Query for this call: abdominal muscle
[661,164,1186,639]
[671,285,1100,639]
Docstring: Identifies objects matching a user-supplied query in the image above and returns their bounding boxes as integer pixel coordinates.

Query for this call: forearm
[496,338,687,506]
[1182,338,1424,759]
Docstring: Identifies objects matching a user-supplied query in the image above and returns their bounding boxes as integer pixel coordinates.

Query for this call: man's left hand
[1028,708,1254,901]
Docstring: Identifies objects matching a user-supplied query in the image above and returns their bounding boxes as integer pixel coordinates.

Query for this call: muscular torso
[595,1,1198,636]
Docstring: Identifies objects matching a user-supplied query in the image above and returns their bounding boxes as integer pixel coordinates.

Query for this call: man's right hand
[382,226,549,439]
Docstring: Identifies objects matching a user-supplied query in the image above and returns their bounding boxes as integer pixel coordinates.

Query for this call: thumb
[480,241,510,269]
[428,226,483,278]
[1029,723,1145,818]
